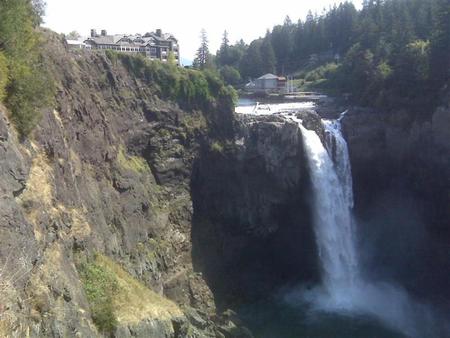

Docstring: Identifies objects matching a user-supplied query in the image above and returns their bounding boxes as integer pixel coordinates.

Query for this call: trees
[66,31,81,40]
[271,16,294,74]
[217,39,246,70]
[260,33,276,74]
[429,0,450,91]
[0,0,54,137]
[216,30,230,66]
[220,65,241,86]
[193,29,211,70]
[239,40,263,80]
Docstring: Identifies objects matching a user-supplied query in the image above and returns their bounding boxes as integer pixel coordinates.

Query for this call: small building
[254,73,279,91]
[83,29,180,64]
[250,74,288,93]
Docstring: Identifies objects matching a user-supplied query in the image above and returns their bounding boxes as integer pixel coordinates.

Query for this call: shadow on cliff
[189,117,320,310]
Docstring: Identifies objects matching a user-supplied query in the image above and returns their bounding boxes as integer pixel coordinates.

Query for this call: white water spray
[234,101,447,337]
[297,121,359,306]
[294,114,441,338]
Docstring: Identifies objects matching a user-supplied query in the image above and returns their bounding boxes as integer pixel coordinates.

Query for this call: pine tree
[261,33,276,74]
[239,40,263,79]
[217,30,230,66]
[194,29,210,69]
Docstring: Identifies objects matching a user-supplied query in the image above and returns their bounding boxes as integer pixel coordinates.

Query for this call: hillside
[0,31,249,337]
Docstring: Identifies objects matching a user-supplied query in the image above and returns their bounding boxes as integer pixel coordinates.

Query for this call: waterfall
[292,115,440,338]
[235,100,446,337]
[297,118,359,307]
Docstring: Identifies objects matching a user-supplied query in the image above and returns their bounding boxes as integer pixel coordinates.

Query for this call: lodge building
[83,29,179,64]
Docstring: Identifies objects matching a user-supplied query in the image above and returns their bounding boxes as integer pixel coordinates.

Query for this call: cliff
[341,103,450,304]
[2,28,449,338]
[192,114,319,309]
[0,31,248,337]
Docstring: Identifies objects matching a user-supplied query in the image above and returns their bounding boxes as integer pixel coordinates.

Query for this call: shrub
[78,257,119,335]
[210,141,224,153]
[118,53,236,113]
[6,60,54,137]
[0,0,55,138]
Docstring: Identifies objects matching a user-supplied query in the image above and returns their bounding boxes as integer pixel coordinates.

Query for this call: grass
[78,256,119,335]
[117,145,149,174]
[78,253,183,334]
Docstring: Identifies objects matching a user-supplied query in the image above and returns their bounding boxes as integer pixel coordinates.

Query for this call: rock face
[0,32,233,337]
[5,29,448,338]
[0,31,319,338]
[192,114,319,309]
[341,105,450,304]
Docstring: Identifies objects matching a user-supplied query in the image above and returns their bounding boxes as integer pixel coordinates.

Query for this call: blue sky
[43,0,360,64]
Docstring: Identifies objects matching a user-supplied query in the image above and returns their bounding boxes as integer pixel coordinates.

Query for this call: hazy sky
[43,0,360,63]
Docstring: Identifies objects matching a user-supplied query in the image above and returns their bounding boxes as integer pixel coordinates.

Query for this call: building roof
[258,73,278,80]
[85,31,177,47]
[86,34,125,45]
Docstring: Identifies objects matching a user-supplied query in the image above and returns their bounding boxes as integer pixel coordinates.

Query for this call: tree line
[0,0,54,137]
[195,0,449,111]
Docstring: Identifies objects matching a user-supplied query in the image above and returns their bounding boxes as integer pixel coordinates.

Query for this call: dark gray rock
[191,112,319,310]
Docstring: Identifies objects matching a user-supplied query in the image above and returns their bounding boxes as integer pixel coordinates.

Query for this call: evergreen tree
[217,30,230,66]
[66,31,81,40]
[271,16,294,74]
[261,32,276,74]
[194,29,210,69]
[239,40,263,79]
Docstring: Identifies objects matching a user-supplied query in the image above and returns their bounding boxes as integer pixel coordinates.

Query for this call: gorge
[231,103,449,337]
[0,31,449,338]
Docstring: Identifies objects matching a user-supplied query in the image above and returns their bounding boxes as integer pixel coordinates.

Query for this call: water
[235,99,315,115]
[298,119,359,304]
[235,101,448,338]
[291,114,443,338]
[238,297,408,338]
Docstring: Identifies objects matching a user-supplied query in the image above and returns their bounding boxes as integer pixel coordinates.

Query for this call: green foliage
[304,63,338,82]
[216,0,447,111]
[6,59,54,136]
[117,145,149,174]
[239,40,263,79]
[261,34,276,74]
[78,257,119,335]
[118,53,236,112]
[210,141,224,153]
[0,52,8,102]
[193,29,212,70]
[220,65,241,86]
[66,31,81,40]
[167,51,177,66]
[0,0,54,138]
[216,39,246,69]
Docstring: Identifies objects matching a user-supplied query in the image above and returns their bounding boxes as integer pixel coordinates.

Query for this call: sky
[43,0,360,65]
